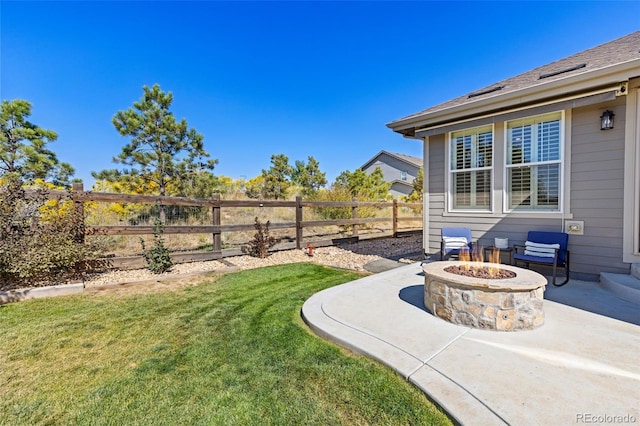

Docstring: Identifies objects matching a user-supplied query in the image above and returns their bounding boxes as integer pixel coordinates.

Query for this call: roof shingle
[392,31,640,124]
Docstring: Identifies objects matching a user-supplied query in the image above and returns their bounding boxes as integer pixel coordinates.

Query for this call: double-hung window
[506,112,562,211]
[449,125,493,211]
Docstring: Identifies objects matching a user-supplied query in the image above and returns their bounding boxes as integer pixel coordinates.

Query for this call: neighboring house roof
[389,179,414,188]
[360,150,422,170]
[388,31,640,137]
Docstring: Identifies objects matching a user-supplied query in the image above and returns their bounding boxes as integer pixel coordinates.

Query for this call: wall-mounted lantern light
[600,110,614,130]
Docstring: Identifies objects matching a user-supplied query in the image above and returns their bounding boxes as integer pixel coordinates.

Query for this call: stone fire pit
[422,261,547,331]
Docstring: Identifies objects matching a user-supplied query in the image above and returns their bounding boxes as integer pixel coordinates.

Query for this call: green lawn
[0,263,452,425]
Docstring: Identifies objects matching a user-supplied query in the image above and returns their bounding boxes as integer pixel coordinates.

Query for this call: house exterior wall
[362,152,420,196]
[622,83,640,264]
[389,182,414,198]
[424,96,630,280]
[569,96,627,276]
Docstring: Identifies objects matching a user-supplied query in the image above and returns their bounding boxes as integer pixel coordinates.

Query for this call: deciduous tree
[245,175,264,199]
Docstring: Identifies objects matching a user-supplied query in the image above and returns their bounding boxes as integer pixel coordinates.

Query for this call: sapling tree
[140,218,173,274]
[242,217,278,258]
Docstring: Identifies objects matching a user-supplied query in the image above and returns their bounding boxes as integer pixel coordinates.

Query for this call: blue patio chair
[513,231,570,286]
[440,227,474,260]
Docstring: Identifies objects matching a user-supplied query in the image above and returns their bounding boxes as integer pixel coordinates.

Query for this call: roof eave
[390,180,414,187]
[387,58,640,138]
[360,150,385,170]
[360,150,421,170]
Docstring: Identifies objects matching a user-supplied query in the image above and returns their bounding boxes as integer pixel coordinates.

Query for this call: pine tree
[291,156,327,198]
[93,84,217,220]
[0,99,75,186]
[334,167,391,201]
[261,154,293,200]
[404,167,423,202]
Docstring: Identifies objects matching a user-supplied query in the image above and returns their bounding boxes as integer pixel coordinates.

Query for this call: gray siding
[425,97,629,278]
[427,134,447,252]
[362,152,420,194]
[568,97,627,275]
[389,182,413,197]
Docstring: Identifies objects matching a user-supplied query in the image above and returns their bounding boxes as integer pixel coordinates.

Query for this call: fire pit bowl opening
[422,261,547,331]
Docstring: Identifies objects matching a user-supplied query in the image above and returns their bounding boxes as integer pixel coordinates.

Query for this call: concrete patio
[302,262,640,425]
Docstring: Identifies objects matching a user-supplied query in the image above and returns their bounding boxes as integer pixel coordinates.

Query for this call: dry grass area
[85,199,422,257]
[84,273,220,298]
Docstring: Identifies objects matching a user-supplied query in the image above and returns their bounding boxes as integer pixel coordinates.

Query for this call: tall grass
[0,264,451,425]
[83,193,422,256]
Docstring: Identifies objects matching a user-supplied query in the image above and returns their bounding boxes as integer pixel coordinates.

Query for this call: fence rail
[34,183,422,269]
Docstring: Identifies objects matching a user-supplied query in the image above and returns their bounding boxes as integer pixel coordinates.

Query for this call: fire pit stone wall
[423,261,547,331]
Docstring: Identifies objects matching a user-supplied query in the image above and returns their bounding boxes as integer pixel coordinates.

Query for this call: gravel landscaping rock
[84,235,423,288]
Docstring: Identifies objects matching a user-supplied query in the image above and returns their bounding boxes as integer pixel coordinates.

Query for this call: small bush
[140,219,173,274]
[0,174,101,289]
[311,187,378,234]
[242,217,278,258]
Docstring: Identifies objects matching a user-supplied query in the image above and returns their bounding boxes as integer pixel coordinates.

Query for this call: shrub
[140,219,173,274]
[312,187,378,234]
[0,174,100,288]
[312,187,352,221]
[242,217,278,258]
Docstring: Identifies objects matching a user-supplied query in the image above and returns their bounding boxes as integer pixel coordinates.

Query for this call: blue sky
[2,1,639,188]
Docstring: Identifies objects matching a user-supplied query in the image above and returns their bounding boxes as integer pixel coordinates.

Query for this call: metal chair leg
[552,253,570,287]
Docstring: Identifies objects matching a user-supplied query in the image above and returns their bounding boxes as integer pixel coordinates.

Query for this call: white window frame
[447,124,494,212]
[504,111,565,213]
[401,171,408,181]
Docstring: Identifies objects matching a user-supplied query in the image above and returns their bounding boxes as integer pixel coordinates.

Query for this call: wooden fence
[40,183,422,269]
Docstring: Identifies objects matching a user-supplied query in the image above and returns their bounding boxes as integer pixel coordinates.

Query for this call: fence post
[393,199,398,237]
[351,197,358,238]
[295,196,303,249]
[72,182,85,244]
[212,194,222,257]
